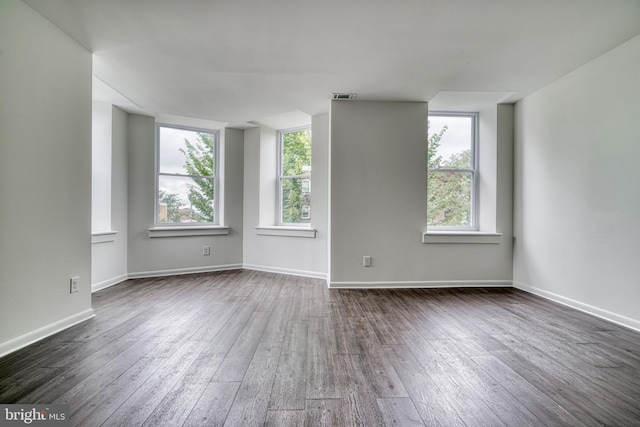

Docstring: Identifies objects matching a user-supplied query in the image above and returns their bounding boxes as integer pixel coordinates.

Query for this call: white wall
[92,102,112,232]
[514,35,640,330]
[127,115,244,276]
[0,0,94,355]
[242,114,329,278]
[329,101,513,286]
[91,106,129,290]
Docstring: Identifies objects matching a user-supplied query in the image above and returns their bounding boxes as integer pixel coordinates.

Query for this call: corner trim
[255,226,317,238]
[92,273,129,292]
[243,264,327,280]
[0,308,95,358]
[513,281,640,332]
[128,263,242,279]
[423,231,502,244]
[148,226,229,238]
[91,230,117,244]
[329,280,512,289]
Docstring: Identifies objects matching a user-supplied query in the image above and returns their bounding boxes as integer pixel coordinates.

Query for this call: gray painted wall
[91,106,129,289]
[112,107,130,279]
[3,0,637,354]
[0,0,93,353]
[514,35,640,329]
[242,114,329,277]
[126,115,244,275]
[329,101,513,286]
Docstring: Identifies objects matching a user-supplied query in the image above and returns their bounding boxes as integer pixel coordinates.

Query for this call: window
[427,112,478,229]
[156,124,218,225]
[278,126,312,225]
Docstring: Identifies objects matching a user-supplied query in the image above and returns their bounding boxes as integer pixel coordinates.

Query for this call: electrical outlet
[363,256,372,267]
[203,246,210,256]
[70,276,79,293]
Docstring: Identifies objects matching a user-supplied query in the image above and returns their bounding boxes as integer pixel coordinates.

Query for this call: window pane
[281,129,312,176]
[159,127,215,176]
[281,177,312,224]
[158,175,214,223]
[428,115,473,169]
[427,171,472,227]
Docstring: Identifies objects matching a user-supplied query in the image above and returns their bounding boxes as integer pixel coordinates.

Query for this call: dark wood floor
[1,270,639,426]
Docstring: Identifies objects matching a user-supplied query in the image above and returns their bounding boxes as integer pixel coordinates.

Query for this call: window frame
[427,111,479,231]
[277,125,312,227]
[154,123,220,226]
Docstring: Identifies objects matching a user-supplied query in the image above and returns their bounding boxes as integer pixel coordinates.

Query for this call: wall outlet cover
[70,276,79,293]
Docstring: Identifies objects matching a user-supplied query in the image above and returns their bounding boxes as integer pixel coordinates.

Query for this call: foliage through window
[278,127,312,225]
[156,125,218,224]
[427,113,477,229]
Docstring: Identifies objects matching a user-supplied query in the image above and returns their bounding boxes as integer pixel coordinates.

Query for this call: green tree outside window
[280,128,312,224]
[427,117,474,227]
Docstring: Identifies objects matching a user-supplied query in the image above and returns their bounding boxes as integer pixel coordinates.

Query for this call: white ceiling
[25,0,640,128]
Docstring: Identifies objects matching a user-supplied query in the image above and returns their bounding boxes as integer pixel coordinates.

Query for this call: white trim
[92,273,129,292]
[514,281,640,333]
[128,263,242,279]
[423,231,502,244]
[95,264,244,290]
[243,263,327,280]
[329,280,512,289]
[91,230,117,244]
[148,226,229,238]
[255,226,316,238]
[0,309,95,358]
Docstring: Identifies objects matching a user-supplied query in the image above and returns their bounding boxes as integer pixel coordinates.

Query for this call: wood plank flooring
[1,269,639,426]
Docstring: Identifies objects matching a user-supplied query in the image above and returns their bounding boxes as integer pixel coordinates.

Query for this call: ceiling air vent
[332,93,357,101]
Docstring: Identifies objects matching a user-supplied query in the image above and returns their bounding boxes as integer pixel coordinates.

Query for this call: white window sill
[422,231,502,244]
[92,231,117,244]
[256,226,317,238]
[148,226,229,238]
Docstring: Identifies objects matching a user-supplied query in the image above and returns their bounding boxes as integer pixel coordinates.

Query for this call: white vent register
[332,93,357,100]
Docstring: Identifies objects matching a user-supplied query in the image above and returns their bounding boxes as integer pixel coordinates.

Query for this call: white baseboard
[513,281,640,333]
[0,308,95,358]
[329,279,513,289]
[128,264,243,279]
[92,273,129,292]
[243,264,328,280]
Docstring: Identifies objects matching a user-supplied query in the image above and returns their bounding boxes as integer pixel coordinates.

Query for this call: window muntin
[156,124,218,225]
[427,112,478,229]
[278,127,312,225]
